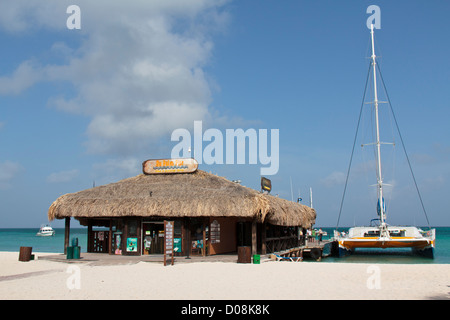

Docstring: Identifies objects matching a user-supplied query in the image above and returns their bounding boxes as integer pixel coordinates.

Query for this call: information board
[210,220,220,244]
[164,220,174,266]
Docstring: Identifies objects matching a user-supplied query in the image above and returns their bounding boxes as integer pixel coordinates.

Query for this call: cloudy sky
[1,1,449,227]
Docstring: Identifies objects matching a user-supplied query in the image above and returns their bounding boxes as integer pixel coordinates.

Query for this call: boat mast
[370,24,386,227]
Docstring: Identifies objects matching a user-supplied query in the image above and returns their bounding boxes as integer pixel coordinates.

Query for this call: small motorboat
[36,224,55,236]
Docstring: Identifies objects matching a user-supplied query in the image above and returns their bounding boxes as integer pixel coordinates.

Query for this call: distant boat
[334,24,435,258]
[36,224,55,237]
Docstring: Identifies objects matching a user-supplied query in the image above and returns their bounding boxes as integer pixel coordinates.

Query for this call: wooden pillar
[261,222,267,255]
[202,219,207,257]
[64,217,70,254]
[87,221,92,253]
[185,218,191,258]
[109,219,113,255]
[180,219,185,256]
[251,220,257,255]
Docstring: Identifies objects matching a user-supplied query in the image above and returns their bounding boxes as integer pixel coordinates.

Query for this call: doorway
[142,222,164,254]
[236,221,252,247]
[123,218,141,256]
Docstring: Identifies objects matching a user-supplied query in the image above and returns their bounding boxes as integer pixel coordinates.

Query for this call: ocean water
[0,227,449,264]
[0,228,87,254]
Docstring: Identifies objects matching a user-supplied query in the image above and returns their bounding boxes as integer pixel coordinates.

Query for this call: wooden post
[261,222,267,255]
[202,219,207,257]
[164,220,174,266]
[64,217,70,254]
[185,218,191,259]
[109,219,113,255]
[251,220,257,255]
[181,219,185,256]
[87,221,92,253]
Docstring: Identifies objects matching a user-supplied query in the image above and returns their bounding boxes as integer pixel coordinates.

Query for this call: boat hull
[36,232,55,237]
[413,246,434,259]
[337,237,435,258]
[339,238,434,250]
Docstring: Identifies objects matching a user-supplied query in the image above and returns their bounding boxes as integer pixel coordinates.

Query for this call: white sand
[0,252,449,300]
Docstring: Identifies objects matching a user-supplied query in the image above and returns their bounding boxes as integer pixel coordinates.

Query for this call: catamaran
[334,25,435,258]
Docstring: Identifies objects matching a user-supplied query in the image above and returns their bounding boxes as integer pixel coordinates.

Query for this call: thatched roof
[48,170,316,227]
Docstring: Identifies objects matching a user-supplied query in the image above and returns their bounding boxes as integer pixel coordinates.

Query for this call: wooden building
[48,160,316,257]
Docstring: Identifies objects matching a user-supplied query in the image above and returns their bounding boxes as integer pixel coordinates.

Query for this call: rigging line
[336,62,372,230]
[376,62,431,228]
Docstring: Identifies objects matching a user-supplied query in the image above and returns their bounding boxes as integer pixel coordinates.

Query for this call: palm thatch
[48,170,316,227]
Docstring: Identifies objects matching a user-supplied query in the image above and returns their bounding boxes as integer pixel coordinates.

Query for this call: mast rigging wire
[376,62,431,228]
[335,60,432,229]
[335,62,372,229]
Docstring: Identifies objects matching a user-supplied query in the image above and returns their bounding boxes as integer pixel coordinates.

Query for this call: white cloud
[0,0,230,156]
[0,161,22,189]
[320,171,346,187]
[47,169,79,183]
[92,157,142,185]
[0,1,59,33]
[0,60,42,95]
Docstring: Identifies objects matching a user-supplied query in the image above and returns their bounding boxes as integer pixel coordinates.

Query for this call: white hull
[36,231,55,237]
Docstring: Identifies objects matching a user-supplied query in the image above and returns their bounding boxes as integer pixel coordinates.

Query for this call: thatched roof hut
[48,170,315,228]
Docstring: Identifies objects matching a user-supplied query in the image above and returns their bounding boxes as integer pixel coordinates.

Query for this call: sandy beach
[0,252,449,300]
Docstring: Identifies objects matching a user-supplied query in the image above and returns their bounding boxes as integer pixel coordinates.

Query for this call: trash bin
[66,246,74,259]
[72,237,78,247]
[253,254,260,264]
[19,246,33,262]
[237,246,251,263]
[73,246,81,259]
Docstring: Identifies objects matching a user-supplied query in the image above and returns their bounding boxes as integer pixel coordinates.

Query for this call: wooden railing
[265,236,301,253]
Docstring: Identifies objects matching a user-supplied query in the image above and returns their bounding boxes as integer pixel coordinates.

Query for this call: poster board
[210,220,220,244]
[126,237,137,252]
[164,220,174,266]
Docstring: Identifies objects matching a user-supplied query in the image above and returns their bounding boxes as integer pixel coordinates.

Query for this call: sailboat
[334,25,435,258]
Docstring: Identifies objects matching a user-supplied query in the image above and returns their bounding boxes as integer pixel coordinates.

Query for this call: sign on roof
[142,158,198,175]
[261,177,272,193]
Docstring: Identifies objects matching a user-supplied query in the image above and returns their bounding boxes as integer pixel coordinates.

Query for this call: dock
[270,240,334,262]
[35,241,337,266]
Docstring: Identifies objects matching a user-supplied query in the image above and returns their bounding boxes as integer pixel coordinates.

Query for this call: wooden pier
[270,240,334,262]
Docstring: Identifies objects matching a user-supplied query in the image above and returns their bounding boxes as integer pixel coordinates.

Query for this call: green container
[253,254,260,264]
[73,246,81,259]
[66,246,74,259]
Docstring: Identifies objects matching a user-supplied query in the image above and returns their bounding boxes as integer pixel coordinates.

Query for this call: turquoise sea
[0,228,88,254]
[0,227,449,264]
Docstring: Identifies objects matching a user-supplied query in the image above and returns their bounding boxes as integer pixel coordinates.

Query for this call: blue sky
[1,0,449,228]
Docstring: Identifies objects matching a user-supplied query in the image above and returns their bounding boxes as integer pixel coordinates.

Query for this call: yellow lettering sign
[142,158,198,175]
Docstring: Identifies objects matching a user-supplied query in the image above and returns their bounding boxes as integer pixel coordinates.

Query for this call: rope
[376,63,432,228]
[336,62,372,230]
